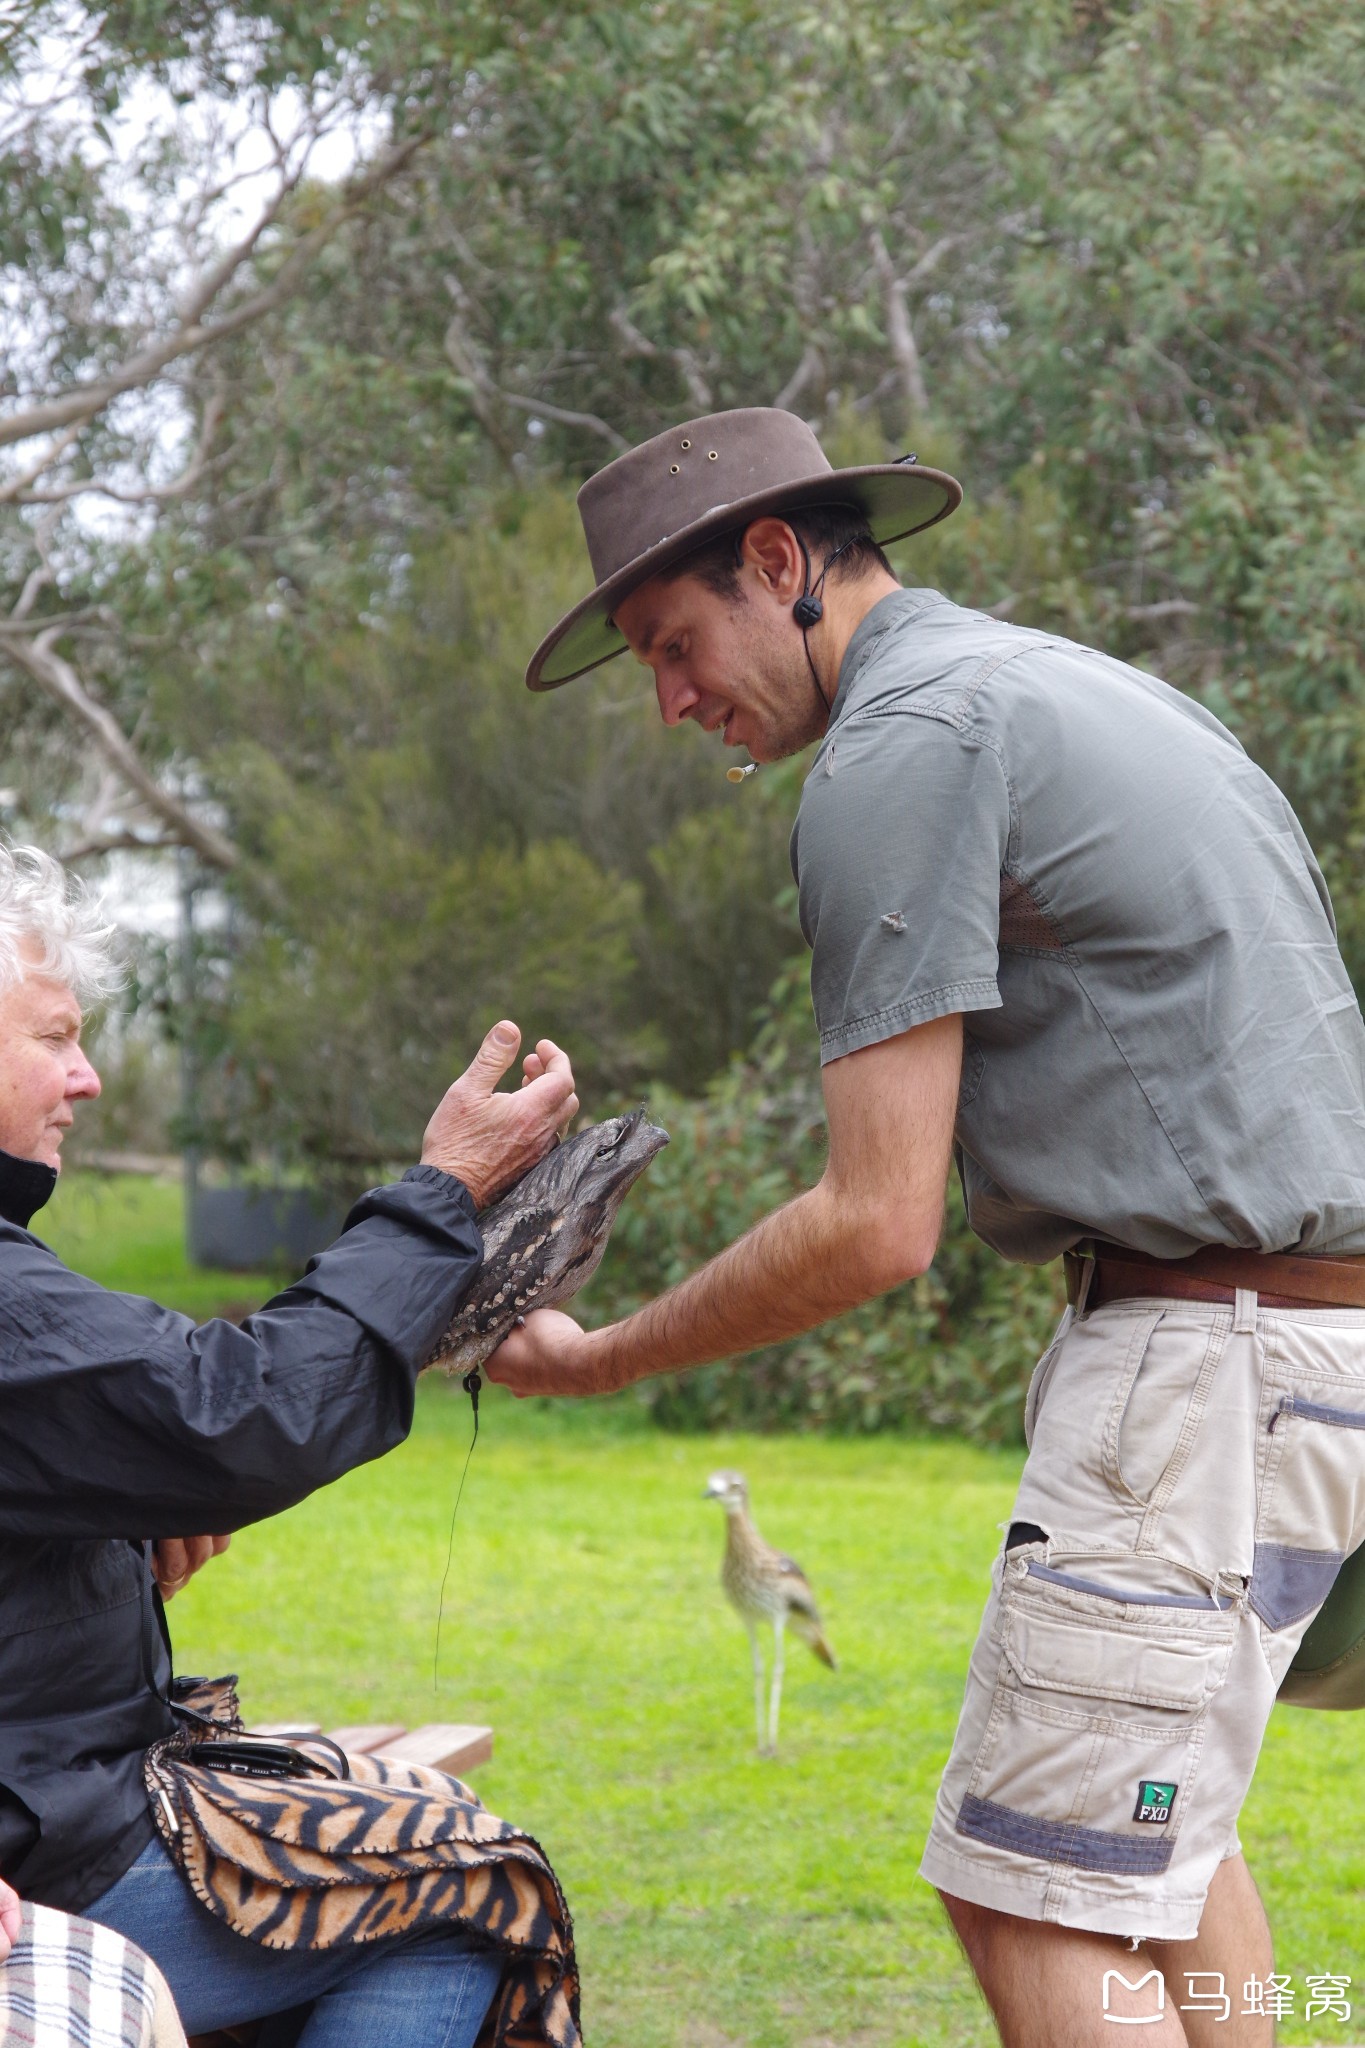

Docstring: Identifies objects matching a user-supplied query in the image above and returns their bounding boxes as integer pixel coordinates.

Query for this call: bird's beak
[702,1482,721,1499]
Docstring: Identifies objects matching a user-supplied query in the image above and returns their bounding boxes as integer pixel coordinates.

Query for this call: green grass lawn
[37,1175,1365,2046]
[44,1169,280,1320]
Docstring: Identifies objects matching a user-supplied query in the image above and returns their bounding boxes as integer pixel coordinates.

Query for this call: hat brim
[525,461,962,691]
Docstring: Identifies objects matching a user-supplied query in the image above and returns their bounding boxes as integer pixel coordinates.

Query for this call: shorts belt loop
[1233,1287,1258,1335]
[1064,1242,1098,1316]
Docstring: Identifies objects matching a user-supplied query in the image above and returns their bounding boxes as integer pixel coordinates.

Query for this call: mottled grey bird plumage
[426,1109,669,1376]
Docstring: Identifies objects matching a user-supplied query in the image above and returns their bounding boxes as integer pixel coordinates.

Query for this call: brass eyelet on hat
[680,438,691,449]
[707,449,718,460]
[669,463,680,474]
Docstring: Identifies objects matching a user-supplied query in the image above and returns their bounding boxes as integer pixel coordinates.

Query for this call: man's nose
[67,1050,101,1101]
[654,669,700,728]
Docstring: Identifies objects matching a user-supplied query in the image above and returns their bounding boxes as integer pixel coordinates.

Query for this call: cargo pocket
[957,1563,1236,1876]
[1254,1387,1365,1630]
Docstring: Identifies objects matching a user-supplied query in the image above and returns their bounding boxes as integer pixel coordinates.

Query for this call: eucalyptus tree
[992,0,1365,966]
[0,0,523,865]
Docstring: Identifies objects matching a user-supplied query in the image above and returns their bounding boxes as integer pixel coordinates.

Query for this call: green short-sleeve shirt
[790,588,1365,1262]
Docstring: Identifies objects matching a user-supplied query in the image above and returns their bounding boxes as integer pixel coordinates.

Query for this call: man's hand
[422,1021,579,1209]
[0,1877,19,1961]
[486,1309,614,1399]
[153,1533,231,1601]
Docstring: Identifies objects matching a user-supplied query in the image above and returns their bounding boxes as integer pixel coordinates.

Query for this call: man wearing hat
[492,408,1365,2045]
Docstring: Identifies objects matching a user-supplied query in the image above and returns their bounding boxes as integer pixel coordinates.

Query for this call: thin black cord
[433,1368,481,1692]
[795,534,860,711]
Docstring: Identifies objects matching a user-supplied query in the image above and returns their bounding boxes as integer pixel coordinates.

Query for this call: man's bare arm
[486,1013,962,1397]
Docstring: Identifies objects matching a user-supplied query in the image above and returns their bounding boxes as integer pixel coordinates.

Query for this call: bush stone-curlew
[704,1469,836,1755]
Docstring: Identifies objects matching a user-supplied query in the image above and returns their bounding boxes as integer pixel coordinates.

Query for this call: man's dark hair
[661,501,892,603]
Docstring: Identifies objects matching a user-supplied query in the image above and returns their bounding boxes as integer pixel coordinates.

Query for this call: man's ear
[740,517,805,602]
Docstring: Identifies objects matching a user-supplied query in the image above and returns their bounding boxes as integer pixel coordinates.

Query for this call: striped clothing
[0,1904,185,2048]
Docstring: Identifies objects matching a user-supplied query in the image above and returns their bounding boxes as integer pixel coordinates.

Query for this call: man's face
[614,560,826,764]
[0,957,101,1170]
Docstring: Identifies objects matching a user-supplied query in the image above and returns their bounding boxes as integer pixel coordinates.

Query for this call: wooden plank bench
[255,1719,494,1776]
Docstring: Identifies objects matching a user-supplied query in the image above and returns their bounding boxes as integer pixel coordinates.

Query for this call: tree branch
[869,229,930,425]
[1125,599,1201,621]
[0,130,424,454]
[441,297,518,466]
[772,343,823,413]
[15,388,229,507]
[607,307,712,411]
[903,233,960,287]
[58,828,186,864]
[497,388,629,451]
[0,421,83,505]
[1,630,237,869]
[0,605,118,635]
[443,284,628,452]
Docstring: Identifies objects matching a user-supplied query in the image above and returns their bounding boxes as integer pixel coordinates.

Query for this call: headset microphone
[792,592,824,629]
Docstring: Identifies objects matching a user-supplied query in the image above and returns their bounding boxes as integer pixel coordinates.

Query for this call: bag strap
[183,1735,350,1782]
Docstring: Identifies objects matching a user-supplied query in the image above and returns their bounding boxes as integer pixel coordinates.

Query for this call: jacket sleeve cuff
[399,1162,478,1214]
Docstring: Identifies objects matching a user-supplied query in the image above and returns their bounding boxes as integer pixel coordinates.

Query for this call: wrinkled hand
[422,1022,578,1209]
[0,1877,21,1961]
[153,1533,231,1601]
[485,1308,616,1399]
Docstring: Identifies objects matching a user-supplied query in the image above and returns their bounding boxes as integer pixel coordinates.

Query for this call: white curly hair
[0,844,123,1009]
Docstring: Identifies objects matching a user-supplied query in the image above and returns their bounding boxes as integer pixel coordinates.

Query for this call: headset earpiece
[792,527,859,710]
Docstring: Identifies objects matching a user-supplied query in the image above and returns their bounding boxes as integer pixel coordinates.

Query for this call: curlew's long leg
[768,1612,786,1755]
[748,1622,766,1753]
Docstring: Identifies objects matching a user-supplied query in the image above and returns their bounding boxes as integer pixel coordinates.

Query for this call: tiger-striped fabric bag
[143,1678,580,2048]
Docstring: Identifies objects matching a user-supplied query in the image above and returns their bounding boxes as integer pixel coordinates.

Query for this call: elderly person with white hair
[0,844,580,2047]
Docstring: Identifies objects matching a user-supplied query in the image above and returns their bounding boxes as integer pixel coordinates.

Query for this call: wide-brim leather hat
[525,406,962,690]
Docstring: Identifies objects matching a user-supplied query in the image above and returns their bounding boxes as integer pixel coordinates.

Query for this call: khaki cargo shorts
[919,1287,1365,1939]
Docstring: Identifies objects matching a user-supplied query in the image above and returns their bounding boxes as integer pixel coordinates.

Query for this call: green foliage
[171,509,798,1167]
[42,1172,275,1322]
[1154,431,1365,900]
[986,2,1365,922]
[7,0,1365,1445]
[588,965,1064,1443]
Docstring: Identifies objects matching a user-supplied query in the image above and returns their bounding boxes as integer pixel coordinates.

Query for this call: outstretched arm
[487,1012,962,1396]
[0,1021,577,1540]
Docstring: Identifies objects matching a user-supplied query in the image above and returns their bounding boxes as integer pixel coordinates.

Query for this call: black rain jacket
[0,1152,481,1911]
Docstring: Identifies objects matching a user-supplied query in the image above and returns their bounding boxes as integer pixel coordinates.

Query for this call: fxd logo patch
[1133,1779,1178,1824]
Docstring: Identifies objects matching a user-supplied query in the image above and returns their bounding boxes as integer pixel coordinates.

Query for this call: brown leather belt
[1064,1240,1365,1314]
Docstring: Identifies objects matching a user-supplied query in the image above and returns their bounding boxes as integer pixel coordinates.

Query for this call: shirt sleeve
[0,1166,483,1539]
[792,709,1009,1062]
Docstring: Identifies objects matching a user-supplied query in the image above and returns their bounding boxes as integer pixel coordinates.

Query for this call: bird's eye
[596,1128,627,1156]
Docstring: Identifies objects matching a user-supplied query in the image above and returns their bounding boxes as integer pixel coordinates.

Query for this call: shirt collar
[0,1146,58,1228]
[827,587,950,729]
